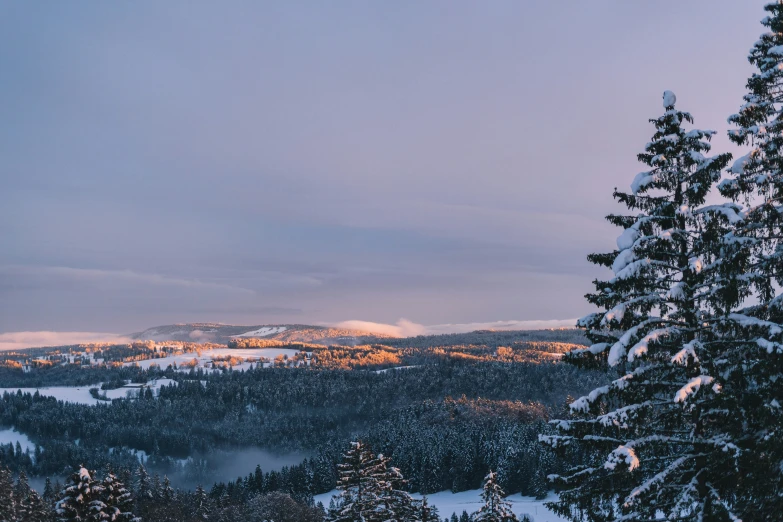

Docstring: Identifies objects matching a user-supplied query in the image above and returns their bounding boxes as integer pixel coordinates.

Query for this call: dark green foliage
[327,441,419,522]
[0,353,604,497]
[542,92,769,522]
[471,471,517,522]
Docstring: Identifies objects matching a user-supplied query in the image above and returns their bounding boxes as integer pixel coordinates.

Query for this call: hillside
[128,322,589,347]
[128,323,395,345]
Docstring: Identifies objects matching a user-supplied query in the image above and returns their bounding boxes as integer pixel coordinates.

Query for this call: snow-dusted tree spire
[327,441,420,521]
[472,471,518,522]
[720,2,783,515]
[541,93,751,522]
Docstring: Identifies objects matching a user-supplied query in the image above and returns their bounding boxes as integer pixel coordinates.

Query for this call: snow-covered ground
[0,428,35,453]
[232,326,287,338]
[0,378,177,405]
[124,348,300,371]
[313,489,566,522]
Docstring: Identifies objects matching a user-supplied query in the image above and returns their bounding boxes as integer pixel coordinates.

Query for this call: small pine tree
[471,471,517,522]
[43,478,55,505]
[14,471,44,522]
[161,475,174,502]
[98,469,136,521]
[134,464,151,503]
[55,466,99,522]
[327,441,418,522]
[382,464,418,521]
[194,484,210,520]
[0,466,15,522]
[419,496,440,522]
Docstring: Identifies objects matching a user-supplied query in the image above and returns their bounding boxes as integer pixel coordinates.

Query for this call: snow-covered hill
[128,323,393,345]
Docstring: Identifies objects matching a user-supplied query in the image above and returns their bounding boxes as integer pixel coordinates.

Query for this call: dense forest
[0,332,603,505]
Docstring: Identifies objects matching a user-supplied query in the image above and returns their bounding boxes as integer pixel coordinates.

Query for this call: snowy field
[313,489,567,522]
[0,428,35,453]
[232,326,287,338]
[0,378,177,406]
[123,347,301,371]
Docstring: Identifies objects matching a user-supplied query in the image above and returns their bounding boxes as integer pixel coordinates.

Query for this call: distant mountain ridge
[128,322,589,347]
[128,323,395,345]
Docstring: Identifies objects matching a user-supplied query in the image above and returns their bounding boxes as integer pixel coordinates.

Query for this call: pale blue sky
[0,1,765,332]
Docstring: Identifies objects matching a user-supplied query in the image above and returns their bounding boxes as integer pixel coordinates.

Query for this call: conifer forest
[2,1,783,521]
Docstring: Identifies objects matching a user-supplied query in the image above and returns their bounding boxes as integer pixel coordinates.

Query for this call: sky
[0,1,768,337]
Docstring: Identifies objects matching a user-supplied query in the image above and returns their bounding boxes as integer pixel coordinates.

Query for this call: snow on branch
[757,338,783,353]
[728,313,783,335]
[604,445,640,471]
[570,373,636,412]
[627,327,674,363]
[674,375,715,403]
[607,319,660,366]
[671,340,700,366]
[624,455,690,507]
[695,204,746,225]
[597,401,656,428]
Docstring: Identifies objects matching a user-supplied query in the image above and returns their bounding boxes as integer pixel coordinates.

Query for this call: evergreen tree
[327,441,418,522]
[96,469,135,521]
[134,464,151,504]
[53,465,135,522]
[55,466,99,522]
[14,471,49,522]
[161,475,174,502]
[151,474,161,503]
[419,496,440,522]
[0,466,15,522]
[383,464,419,521]
[471,471,517,522]
[193,484,210,520]
[542,93,757,522]
[43,478,55,505]
[723,3,783,516]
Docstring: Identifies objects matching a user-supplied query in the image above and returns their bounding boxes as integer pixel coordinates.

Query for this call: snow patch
[605,445,640,471]
[674,375,714,403]
[314,489,567,522]
[232,326,287,338]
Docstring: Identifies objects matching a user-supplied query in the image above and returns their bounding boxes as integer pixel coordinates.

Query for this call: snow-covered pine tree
[151,473,161,503]
[55,466,100,522]
[23,490,52,522]
[11,470,53,522]
[720,2,783,516]
[15,471,34,522]
[327,441,419,522]
[418,496,440,522]
[43,478,55,505]
[97,469,136,521]
[161,475,174,503]
[193,484,210,520]
[327,441,385,522]
[382,464,420,521]
[0,466,16,522]
[471,471,517,522]
[134,464,151,504]
[540,93,756,522]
